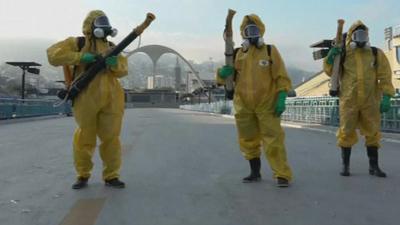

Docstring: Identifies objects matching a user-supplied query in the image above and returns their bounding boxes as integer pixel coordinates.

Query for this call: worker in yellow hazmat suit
[218,14,293,187]
[47,10,128,189]
[324,20,395,177]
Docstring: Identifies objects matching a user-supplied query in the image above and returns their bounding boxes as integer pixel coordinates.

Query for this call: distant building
[153,75,175,89]
[184,71,194,93]
[294,71,330,97]
[384,25,400,95]
[154,75,164,88]
[165,76,175,89]
[147,76,154,89]
[125,88,179,108]
[201,79,217,88]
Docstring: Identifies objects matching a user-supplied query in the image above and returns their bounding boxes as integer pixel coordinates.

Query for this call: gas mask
[242,23,264,51]
[349,27,370,49]
[92,15,118,39]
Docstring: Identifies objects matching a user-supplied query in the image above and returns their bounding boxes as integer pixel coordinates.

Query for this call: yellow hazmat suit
[324,20,395,148]
[47,10,128,180]
[233,14,293,181]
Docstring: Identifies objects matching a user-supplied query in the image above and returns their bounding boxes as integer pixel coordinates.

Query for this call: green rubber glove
[380,94,391,113]
[80,53,97,63]
[218,65,235,79]
[326,47,342,65]
[105,56,118,67]
[275,91,287,117]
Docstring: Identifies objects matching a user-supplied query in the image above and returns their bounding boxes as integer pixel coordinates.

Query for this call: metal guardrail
[282,97,340,126]
[180,97,400,133]
[381,98,400,132]
[0,98,72,120]
[180,101,234,115]
[2,96,398,132]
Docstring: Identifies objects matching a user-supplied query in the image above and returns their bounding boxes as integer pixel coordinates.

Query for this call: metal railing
[281,97,340,126]
[180,97,400,133]
[381,98,400,132]
[0,98,72,120]
[180,100,234,115]
[2,96,399,132]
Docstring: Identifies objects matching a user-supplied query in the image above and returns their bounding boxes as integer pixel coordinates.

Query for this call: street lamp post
[6,62,41,99]
[198,89,201,104]
[186,71,191,94]
[208,87,212,104]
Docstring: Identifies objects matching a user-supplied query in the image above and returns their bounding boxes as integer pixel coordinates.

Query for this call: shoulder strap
[266,44,274,76]
[232,47,241,82]
[109,41,116,47]
[340,48,346,67]
[371,46,378,57]
[266,44,272,57]
[72,36,86,80]
[265,44,273,64]
[232,47,241,62]
[339,33,348,68]
[371,46,378,67]
[76,36,85,52]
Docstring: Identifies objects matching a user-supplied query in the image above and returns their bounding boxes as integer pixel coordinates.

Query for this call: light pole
[186,71,191,94]
[6,62,41,99]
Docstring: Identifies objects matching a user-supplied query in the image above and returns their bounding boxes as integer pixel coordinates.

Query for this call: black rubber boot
[72,177,89,189]
[276,177,289,188]
[367,146,386,177]
[243,158,261,183]
[105,178,126,188]
[340,147,351,176]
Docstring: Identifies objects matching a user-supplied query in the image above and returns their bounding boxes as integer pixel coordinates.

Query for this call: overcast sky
[1,0,399,71]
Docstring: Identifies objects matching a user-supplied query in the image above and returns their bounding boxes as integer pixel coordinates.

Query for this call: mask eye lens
[352,29,369,43]
[244,24,260,38]
[92,15,116,38]
[94,16,111,28]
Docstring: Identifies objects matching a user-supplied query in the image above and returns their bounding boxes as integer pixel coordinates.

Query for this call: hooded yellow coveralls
[324,20,395,148]
[229,14,293,181]
[47,10,128,180]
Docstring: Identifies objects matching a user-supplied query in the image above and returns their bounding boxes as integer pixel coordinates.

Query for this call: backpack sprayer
[223,9,236,100]
[310,19,345,97]
[55,13,156,106]
[329,19,345,97]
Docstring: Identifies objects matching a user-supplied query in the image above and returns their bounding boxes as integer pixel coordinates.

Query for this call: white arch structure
[126,45,205,88]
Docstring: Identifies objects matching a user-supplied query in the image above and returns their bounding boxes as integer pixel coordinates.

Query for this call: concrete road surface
[0,109,399,225]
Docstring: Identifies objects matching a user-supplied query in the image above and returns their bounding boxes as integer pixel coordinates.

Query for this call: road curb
[0,115,69,125]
